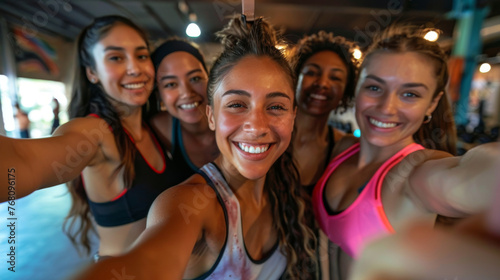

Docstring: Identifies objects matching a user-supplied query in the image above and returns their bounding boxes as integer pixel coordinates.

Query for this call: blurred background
[0,0,499,279]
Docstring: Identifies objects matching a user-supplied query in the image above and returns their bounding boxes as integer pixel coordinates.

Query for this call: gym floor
[0,184,98,280]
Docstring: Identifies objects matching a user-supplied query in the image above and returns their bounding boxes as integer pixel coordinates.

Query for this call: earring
[423,114,432,124]
[91,78,96,83]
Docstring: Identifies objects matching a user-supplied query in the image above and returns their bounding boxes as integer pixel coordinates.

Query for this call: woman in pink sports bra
[312,26,500,279]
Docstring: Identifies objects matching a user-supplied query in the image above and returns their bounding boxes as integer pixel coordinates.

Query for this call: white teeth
[310,93,327,100]
[369,118,397,128]
[180,102,199,109]
[123,83,145,89]
[238,143,270,154]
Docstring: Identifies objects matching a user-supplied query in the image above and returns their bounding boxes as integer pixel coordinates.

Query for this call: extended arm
[73,183,211,280]
[1,118,104,201]
[407,142,500,217]
[349,219,500,280]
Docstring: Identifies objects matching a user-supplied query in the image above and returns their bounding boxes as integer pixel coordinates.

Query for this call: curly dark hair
[290,31,359,113]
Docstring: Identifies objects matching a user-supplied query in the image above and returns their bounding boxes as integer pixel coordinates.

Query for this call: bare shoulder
[149,112,173,147]
[330,135,359,160]
[148,173,220,226]
[53,116,110,135]
[332,127,346,143]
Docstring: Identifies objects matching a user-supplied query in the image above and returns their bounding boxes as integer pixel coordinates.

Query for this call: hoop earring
[423,114,432,124]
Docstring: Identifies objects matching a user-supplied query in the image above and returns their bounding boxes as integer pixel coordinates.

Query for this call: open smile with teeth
[123,83,146,89]
[179,101,200,109]
[310,93,327,100]
[238,142,270,154]
[369,117,398,128]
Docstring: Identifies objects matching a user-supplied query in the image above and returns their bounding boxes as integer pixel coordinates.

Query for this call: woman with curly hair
[75,15,316,279]
[290,31,359,195]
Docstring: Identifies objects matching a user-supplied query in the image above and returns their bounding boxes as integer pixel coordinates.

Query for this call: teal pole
[450,0,489,125]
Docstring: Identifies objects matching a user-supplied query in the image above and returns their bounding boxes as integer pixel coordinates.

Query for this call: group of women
[1,11,499,280]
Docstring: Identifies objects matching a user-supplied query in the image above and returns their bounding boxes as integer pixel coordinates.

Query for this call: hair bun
[215,15,280,52]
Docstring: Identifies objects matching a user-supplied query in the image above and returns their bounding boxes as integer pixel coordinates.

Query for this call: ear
[426,91,444,116]
[206,105,216,131]
[85,67,98,84]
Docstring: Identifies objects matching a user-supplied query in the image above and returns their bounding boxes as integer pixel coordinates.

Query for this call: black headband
[151,40,207,73]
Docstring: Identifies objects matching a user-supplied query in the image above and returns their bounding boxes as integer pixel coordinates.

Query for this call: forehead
[94,24,147,50]
[304,50,347,70]
[216,56,294,99]
[361,52,437,86]
[158,51,203,72]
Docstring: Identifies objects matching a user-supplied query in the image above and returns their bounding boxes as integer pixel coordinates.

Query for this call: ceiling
[1,0,499,57]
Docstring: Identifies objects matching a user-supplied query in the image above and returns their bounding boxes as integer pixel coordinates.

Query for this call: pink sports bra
[312,142,424,258]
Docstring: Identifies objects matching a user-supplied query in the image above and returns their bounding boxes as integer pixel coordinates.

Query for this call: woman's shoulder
[330,135,359,160]
[149,173,220,222]
[149,112,173,144]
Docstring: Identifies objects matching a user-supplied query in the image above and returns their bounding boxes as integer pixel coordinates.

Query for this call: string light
[424,30,439,42]
[479,63,491,73]
[353,49,362,60]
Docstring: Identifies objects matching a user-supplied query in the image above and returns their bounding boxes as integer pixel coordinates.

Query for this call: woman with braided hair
[74,15,317,279]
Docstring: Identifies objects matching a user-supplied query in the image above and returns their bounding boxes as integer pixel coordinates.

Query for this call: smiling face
[86,23,154,110]
[355,51,442,150]
[296,50,348,117]
[156,51,208,124]
[207,56,296,180]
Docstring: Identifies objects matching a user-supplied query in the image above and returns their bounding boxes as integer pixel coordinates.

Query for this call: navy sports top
[87,117,197,227]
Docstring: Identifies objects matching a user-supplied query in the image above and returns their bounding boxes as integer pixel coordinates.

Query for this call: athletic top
[87,115,194,227]
[194,163,286,280]
[312,142,424,258]
[169,117,199,178]
[302,126,335,195]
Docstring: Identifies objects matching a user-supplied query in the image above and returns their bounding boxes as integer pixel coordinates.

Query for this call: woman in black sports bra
[290,31,359,195]
[0,15,172,260]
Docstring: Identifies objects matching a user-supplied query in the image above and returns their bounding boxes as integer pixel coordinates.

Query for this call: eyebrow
[159,69,203,81]
[103,46,148,52]
[365,74,429,90]
[222,90,291,100]
[305,63,346,73]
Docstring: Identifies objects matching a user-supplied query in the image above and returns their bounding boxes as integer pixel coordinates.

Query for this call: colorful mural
[12,27,60,76]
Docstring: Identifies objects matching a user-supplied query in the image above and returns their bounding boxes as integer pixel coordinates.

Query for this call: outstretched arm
[73,183,211,280]
[407,142,500,217]
[349,219,500,280]
[350,183,500,280]
[0,118,104,202]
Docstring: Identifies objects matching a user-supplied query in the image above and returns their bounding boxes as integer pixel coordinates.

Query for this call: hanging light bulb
[186,23,201,37]
[424,30,439,42]
[479,62,491,73]
[353,48,362,60]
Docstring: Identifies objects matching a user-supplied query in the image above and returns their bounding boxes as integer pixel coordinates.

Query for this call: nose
[243,108,269,138]
[378,92,398,115]
[179,80,197,98]
[314,72,330,89]
[126,58,141,76]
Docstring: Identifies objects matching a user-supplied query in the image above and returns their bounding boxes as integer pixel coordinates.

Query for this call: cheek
[194,83,208,99]
[273,115,295,143]
[160,90,177,105]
